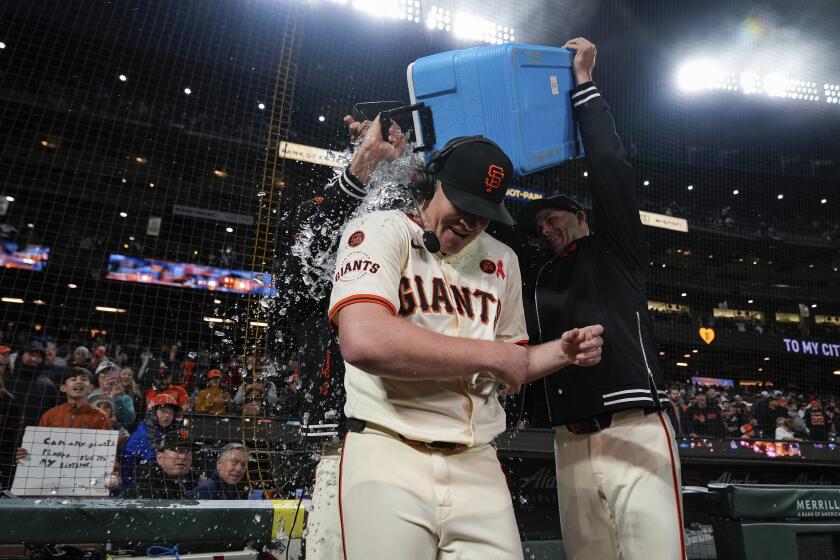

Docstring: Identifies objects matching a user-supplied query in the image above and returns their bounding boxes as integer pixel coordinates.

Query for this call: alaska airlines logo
[484,164,505,192]
[398,275,500,325]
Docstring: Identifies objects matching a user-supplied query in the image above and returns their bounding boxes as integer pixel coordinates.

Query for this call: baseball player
[329,136,604,559]
[517,38,685,559]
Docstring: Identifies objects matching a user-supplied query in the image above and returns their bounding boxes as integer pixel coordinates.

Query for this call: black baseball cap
[517,194,587,235]
[436,138,515,226]
[158,431,195,452]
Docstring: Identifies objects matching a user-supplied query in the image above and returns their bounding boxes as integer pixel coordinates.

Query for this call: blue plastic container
[407,43,583,177]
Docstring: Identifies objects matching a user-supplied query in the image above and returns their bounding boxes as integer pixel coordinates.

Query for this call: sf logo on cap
[484,164,505,193]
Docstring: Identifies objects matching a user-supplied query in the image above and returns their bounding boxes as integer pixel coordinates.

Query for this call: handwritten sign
[12,427,119,496]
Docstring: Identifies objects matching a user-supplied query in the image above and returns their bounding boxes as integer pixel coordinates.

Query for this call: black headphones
[409,135,494,199]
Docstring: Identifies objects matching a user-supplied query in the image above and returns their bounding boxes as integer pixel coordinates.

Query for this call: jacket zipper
[635,310,661,405]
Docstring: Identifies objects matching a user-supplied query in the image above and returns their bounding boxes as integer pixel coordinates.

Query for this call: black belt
[346,418,468,452]
[565,407,659,435]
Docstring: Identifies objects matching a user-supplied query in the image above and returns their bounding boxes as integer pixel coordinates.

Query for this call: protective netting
[0,0,839,557]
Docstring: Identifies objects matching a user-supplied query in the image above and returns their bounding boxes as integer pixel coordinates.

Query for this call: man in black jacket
[123,431,198,499]
[517,37,685,560]
[193,443,249,499]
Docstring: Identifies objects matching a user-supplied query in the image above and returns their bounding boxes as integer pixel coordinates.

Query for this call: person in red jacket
[144,367,189,411]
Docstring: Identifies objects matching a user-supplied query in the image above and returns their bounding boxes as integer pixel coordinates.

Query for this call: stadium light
[425,5,451,31]
[676,362,688,367]
[352,0,421,22]
[834,370,840,376]
[676,59,725,92]
[733,189,739,195]
[763,73,788,97]
[453,12,513,44]
[118,74,127,82]
[1,297,24,304]
[96,306,127,313]
[821,198,827,204]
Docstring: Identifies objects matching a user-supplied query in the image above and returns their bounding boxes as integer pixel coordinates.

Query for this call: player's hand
[562,37,596,85]
[346,113,407,183]
[559,324,604,367]
[493,344,529,395]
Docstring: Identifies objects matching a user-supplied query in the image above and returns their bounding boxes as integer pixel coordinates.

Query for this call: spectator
[721,402,742,438]
[90,361,135,426]
[122,431,198,499]
[775,417,799,441]
[91,346,108,371]
[686,393,725,438]
[754,397,787,439]
[241,397,265,417]
[15,368,119,490]
[89,394,131,440]
[144,367,190,411]
[120,393,180,492]
[36,368,109,429]
[4,343,60,427]
[194,369,230,415]
[0,345,11,378]
[219,354,241,392]
[234,379,277,408]
[44,342,67,368]
[67,346,92,370]
[192,443,249,499]
[804,400,831,441]
[0,375,23,489]
[119,367,144,423]
[664,388,687,435]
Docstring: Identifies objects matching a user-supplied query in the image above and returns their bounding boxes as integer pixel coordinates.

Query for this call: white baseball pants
[553,409,686,560]
[339,429,524,560]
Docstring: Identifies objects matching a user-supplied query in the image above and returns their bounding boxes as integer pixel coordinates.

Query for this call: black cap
[436,138,514,226]
[24,341,46,358]
[158,431,194,452]
[517,194,587,235]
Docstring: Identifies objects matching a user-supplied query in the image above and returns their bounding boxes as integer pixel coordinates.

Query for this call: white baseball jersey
[328,210,528,446]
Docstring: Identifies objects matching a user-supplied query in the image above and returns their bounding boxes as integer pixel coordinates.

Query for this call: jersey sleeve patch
[334,250,382,283]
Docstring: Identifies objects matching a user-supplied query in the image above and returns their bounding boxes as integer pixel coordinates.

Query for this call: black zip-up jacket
[523,82,666,426]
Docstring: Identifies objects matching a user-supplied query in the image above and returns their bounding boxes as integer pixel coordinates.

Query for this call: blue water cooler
[407,43,583,178]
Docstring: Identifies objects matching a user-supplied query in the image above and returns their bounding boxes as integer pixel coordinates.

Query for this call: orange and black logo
[348,230,365,247]
[479,259,497,274]
[484,164,505,193]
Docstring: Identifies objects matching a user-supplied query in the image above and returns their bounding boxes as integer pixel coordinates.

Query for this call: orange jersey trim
[328,294,397,330]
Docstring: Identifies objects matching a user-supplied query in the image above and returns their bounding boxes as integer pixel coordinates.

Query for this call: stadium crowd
[0,335,837,499]
[0,339,301,499]
[664,382,837,442]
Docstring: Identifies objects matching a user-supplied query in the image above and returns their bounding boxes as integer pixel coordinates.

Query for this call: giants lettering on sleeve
[398,275,497,323]
[334,251,381,283]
